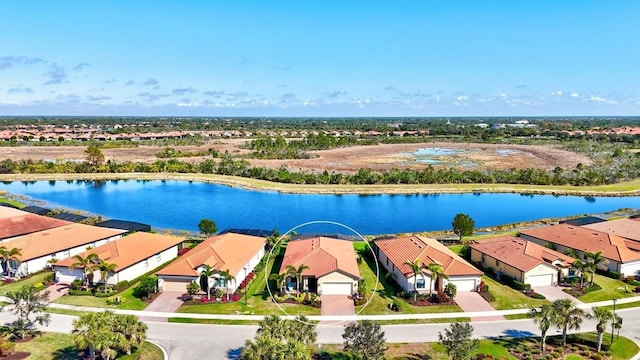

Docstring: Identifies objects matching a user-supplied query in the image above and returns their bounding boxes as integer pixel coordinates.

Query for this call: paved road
[1,302,639,360]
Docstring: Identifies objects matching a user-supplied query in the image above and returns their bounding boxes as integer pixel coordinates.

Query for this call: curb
[146,340,169,360]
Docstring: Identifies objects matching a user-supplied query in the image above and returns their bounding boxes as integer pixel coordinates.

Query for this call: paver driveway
[455,292,504,321]
[534,286,583,303]
[41,283,70,301]
[321,295,355,316]
[144,291,184,317]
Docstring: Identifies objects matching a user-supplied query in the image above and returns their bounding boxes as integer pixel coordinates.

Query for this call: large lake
[1,180,638,235]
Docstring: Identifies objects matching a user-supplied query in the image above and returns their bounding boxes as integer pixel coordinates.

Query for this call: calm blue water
[1,180,638,235]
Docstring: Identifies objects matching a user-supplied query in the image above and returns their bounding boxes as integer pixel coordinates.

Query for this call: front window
[416,278,425,289]
[215,278,227,288]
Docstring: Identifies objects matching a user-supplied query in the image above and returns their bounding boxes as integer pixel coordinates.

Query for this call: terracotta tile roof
[53,232,184,272]
[156,232,266,277]
[520,224,640,263]
[2,223,126,261]
[375,235,482,277]
[470,236,574,272]
[0,212,71,240]
[0,207,30,219]
[279,237,360,279]
[582,219,640,242]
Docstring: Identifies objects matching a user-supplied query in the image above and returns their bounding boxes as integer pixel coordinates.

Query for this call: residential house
[0,208,71,241]
[582,218,640,242]
[0,223,125,277]
[278,237,360,296]
[520,224,640,277]
[53,232,185,285]
[156,232,266,293]
[469,236,575,287]
[375,235,482,293]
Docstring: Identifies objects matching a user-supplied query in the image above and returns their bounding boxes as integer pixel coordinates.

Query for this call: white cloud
[570,92,579,98]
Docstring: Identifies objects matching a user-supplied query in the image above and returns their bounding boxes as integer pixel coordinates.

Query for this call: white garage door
[527,274,553,287]
[449,278,478,292]
[54,267,81,284]
[161,279,192,292]
[322,282,353,295]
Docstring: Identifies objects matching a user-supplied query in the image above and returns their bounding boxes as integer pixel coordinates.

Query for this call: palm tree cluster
[0,245,22,278]
[198,264,236,300]
[241,314,317,360]
[403,258,449,302]
[72,311,148,360]
[566,250,609,288]
[68,253,118,292]
[270,264,310,296]
[530,299,621,353]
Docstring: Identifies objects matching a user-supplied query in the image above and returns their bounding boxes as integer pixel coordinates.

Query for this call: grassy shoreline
[1,173,640,196]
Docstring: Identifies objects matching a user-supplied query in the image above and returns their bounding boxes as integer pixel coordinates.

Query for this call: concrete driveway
[534,286,583,303]
[455,292,504,321]
[144,291,185,317]
[321,295,355,316]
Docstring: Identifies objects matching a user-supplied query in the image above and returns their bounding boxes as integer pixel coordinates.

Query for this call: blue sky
[1,1,638,117]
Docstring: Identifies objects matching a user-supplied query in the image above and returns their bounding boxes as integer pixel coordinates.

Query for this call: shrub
[430,291,448,304]
[43,272,55,284]
[388,301,402,312]
[635,286,640,293]
[113,280,130,292]
[68,289,93,296]
[132,276,157,299]
[0,341,15,357]
[186,281,200,296]
[532,349,541,355]
[177,247,192,256]
[591,353,602,360]
[531,293,546,299]
[70,279,83,291]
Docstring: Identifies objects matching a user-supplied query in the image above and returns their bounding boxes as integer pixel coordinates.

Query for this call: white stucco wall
[377,250,433,293]
[318,271,358,295]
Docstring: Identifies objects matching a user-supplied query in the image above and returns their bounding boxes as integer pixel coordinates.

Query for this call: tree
[68,253,100,288]
[85,145,105,167]
[286,264,310,295]
[585,251,609,286]
[98,261,118,293]
[427,263,449,295]
[529,304,554,351]
[218,269,235,300]
[452,213,475,242]
[590,307,614,353]
[438,322,479,360]
[73,311,147,360]
[199,264,217,300]
[342,320,387,360]
[198,218,217,238]
[0,246,21,277]
[241,315,315,360]
[132,276,157,299]
[571,259,588,288]
[404,258,428,301]
[4,285,51,339]
[564,248,579,259]
[269,272,287,295]
[444,282,457,300]
[552,299,585,346]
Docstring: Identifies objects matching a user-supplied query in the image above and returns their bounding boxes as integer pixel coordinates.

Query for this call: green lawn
[53,283,149,310]
[482,276,549,310]
[355,256,463,316]
[578,274,639,302]
[177,246,320,316]
[0,196,24,208]
[0,272,51,295]
[14,332,163,360]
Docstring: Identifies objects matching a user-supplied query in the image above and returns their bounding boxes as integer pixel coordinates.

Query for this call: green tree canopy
[438,321,479,360]
[198,218,217,238]
[342,320,387,360]
[85,145,105,167]
[452,213,475,242]
[4,285,51,339]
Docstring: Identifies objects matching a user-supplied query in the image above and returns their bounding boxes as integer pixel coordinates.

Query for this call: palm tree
[529,304,554,351]
[199,264,217,300]
[428,263,449,295]
[68,253,100,289]
[269,272,287,295]
[590,307,614,353]
[218,269,235,300]
[552,299,585,346]
[111,314,148,355]
[0,246,22,277]
[564,248,579,259]
[585,251,609,286]
[98,262,118,293]
[257,314,288,340]
[571,259,588,288]
[404,258,428,301]
[286,264,310,295]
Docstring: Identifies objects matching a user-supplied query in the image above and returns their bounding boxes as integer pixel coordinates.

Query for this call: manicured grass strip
[120,341,164,360]
[0,272,51,294]
[0,196,24,208]
[578,274,639,302]
[53,283,149,310]
[481,275,549,310]
[168,317,260,325]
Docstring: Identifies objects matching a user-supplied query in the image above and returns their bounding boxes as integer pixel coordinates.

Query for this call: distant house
[560,216,606,227]
[375,235,482,293]
[469,236,575,288]
[53,232,185,285]
[520,224,640,277]
[278,237,360,296]
[582,218,640,242]
[0,223,125,277]
[95,219,152,233]
[156,232,266,293]
[0,208,71,241]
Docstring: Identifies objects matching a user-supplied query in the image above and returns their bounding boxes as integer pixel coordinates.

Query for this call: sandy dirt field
[0,140,592,173]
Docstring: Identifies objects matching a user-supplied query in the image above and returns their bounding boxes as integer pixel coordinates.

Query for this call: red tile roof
[582,219,640,242]
[375,235,482,277]
[470,236,574,272]
[520,224,640,263]
[279,237,360,279]
[53,232,184,272]
[0,212,71,240]
[156,232,266,277]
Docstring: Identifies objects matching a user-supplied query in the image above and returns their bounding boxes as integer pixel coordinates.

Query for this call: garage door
[449,279,478,292]
[161,279,193,292]
[527,274,553,287]
[322,282,353,295]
